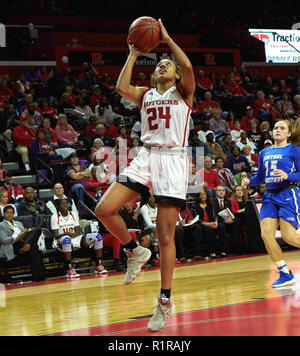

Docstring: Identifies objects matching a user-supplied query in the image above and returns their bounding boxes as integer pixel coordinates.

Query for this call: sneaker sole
[95,270,108,274]
[272,278,295,288]
[124,249,151,285]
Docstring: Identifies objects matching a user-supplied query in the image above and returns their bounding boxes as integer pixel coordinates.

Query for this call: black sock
[65,260,72,270]
[94,258,102,265]
[160,289,171,299]
[124,239,138,251]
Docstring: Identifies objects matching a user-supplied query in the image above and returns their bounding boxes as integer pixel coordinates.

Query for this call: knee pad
[85,233,103,249]
[60,235,72,252]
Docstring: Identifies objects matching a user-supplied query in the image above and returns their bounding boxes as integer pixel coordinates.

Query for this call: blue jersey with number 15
[249,144,300,190]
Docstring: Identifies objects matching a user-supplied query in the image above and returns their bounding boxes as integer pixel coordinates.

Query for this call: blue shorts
[260,187,300,228]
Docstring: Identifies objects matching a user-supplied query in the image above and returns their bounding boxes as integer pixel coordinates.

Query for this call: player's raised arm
[116,45,149,107]
[158,19,195,106]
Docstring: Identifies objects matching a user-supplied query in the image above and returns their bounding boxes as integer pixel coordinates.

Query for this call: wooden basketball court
[2,250,300,336]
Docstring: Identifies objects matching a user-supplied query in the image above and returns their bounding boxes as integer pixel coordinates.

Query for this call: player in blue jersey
[242,119,300,287]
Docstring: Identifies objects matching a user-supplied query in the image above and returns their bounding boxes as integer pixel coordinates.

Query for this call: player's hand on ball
[158,19,171,44]
[241,178,250,188]
[128,43,145,57]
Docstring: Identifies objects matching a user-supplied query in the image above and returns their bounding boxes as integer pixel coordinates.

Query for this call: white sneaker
[66,267,80,278]
[95,264,108,274]
[124,244,151,284]
[147,295,173,332]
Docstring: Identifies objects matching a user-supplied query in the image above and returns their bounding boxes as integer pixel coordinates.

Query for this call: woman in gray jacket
[0,205,45,281]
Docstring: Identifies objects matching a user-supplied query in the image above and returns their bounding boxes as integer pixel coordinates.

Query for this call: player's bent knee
[60,235,72,252]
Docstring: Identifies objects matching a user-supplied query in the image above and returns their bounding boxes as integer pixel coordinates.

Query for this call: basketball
[128,16,161,53]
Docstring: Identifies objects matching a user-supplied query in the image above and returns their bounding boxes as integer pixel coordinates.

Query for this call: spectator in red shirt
[279,79,292,95]
[198,91,221,120]
[197,156,221,197]
[106,117,122,139]
[195,69,213,99]
[254,90,272,122]
[40,117,59,146]
[226,78,248,97]
[240,106,261,132]
[0,171,24,204]
[13,115,37,172]
[39,97,58,122]
[136,72,151,88]
[90,85,103,110]
[0,78,14,104]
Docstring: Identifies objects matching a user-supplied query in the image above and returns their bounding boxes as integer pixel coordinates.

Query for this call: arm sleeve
[140,205,156,229]
[287,146,300,183]
[249,150,265,186]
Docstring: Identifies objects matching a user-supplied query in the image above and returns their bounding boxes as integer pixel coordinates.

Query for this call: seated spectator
[188,129,210,164]
[128,138,142,162]
[220,133,235,159]
[21,102,42,130]
[230,120,243,143]
[140,195,160,266]
[90,85,103,110]
[101,75,116,97]
[66,38,82,48]
[13,114,37,172]
[0,158,8,184]
[17,187,51,225]
[187,161,204,197]
[0,190,17,217]
[94,124,115,147]
[39,117,59,146]
[51,198,106,278]
[279,79,292,95]
[254,90,272,122]
[135,72,151,88]
[55,114,78,147]
[236,131,256,154]
[195,70,213,99]
[0,103,19,154]
[260,120,273,137]
[106,117,123,139]
[38,98,58,123]
[205,131,226,160]
[197,156,221,196]
[85,166,105,202]
[15,72,31,95]
[226,145,251,175]
[191,189,219,258]
[231,185,249,254]
[74,96,93,123]
[32,129,63,164]
[65,153,91,201]
[0,172,24,205]
[89,138,111,163]
[119,200,150,244]
[212,77,232,111]
[209,110,230,133]
[176,203,202,261]
[84,115,98,138]
[0,77,14,104]
[117,125,132,148]
[240,106,261,132]
[57,92,76,120]
[46,182,78,215]
[0,205,45,281]
[256,130,274,152]
[241,145,258,172]
[198,91,221,120]
[25,66,43,86]
[247,119,262,147]
[215,156,237,194]
[213,185,240,256]
[281,93,296,119]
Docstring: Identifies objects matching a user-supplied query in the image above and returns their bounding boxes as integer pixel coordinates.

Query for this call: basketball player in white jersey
[51,199,107,278]
[95,19,195,331]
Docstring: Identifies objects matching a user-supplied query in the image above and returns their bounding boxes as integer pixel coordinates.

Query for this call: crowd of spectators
[0,57,300,282]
